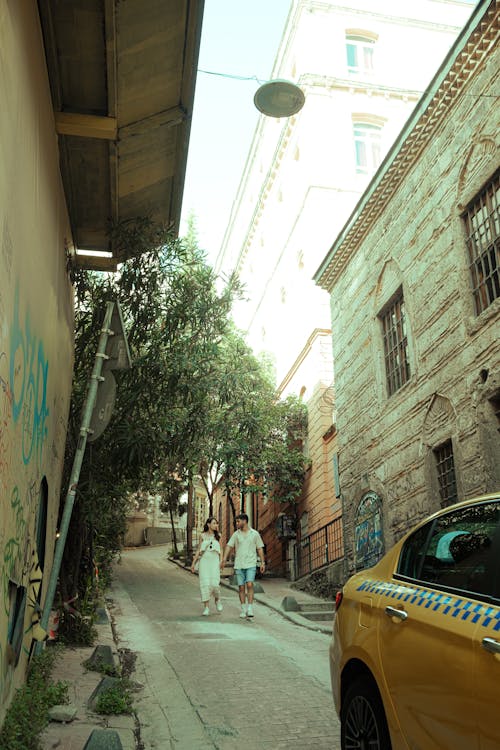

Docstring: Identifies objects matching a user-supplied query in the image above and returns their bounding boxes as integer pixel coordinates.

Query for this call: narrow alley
[109,546,341,750]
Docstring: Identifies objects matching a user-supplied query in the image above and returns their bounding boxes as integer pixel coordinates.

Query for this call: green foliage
[0,647,69,750]
[61,222,242,601]
[82,656,119,677]
[62,215,309,597]
[196,335,309,517]
[94,679,133,715]
[57,609,97,646]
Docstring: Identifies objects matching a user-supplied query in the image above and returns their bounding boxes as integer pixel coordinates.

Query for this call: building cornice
[278,328,332,395]
[314,0,498,292]
[302,73,422,101]
[305,0,476,34]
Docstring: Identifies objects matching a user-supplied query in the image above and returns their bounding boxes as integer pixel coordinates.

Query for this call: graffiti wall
[0,1,74,722]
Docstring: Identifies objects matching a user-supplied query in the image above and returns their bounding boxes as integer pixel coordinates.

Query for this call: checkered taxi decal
[356,579,500,632]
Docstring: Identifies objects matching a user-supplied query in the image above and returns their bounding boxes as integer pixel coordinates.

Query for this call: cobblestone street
[110,546,341,750]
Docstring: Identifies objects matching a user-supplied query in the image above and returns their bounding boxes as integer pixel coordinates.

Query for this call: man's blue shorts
[235,567,257,586]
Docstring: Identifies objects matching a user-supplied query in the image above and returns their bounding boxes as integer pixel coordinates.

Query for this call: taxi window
[397,500,500,600]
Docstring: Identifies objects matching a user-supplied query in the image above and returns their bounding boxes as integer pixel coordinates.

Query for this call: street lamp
[253,79,305,118]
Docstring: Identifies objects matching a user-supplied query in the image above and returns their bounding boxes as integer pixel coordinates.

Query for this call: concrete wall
[0,1,74,721]
[328,25,499,574]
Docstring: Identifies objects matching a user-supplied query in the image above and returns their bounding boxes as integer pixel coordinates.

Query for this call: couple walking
[190,513,265,618]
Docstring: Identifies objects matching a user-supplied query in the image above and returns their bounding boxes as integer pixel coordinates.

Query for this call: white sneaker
[216,601,223,613]
[239,607,247,619]
[202,607,210,616]
[247,604,254,617]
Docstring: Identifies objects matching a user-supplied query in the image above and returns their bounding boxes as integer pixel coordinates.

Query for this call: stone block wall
[329,31,500,574]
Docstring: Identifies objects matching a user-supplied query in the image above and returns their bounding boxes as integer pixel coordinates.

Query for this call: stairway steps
[299,610,334,622]
[299,601,335,612]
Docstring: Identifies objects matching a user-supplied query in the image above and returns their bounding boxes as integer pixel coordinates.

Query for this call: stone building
[214,0,475,576]
[0,0,202,723]
[314,0,499,574]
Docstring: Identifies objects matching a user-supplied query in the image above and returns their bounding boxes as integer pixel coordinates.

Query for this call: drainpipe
[36,301,115,652]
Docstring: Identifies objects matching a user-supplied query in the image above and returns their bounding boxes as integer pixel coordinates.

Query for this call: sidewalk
[39,552,333,749]
[40,609,136,750]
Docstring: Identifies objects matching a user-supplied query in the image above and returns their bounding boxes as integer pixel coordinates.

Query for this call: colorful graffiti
[2,487,26,617]
[1,286,51,700]
[9,288,49,466]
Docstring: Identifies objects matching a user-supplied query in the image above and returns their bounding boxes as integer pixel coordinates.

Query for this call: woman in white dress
[190,517,223,616]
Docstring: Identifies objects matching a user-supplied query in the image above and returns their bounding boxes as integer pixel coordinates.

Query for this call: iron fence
[294,517,343,579]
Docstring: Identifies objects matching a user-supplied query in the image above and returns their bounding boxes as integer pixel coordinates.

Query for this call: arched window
[355,491,384,570]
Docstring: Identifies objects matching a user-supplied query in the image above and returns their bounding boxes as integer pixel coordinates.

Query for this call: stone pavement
[40,612,136,750]
[219,570,335,636]
[39,549,336,749]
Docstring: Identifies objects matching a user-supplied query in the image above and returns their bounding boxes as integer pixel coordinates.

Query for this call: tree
[60,221,241,601]
[157,474,186,558]
[194,331,309,528]
[60,216,309,605]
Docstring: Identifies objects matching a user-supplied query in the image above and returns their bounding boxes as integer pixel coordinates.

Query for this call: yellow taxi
[329,493,500,750]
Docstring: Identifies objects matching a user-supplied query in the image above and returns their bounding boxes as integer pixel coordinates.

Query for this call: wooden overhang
[38,0,204,271]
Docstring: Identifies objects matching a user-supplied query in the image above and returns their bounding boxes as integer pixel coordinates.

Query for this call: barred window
[434,440,458,508]
[463,169,500,315]
[380,290,410,396]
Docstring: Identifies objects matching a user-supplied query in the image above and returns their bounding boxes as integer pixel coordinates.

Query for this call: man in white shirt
[220,513,265,618]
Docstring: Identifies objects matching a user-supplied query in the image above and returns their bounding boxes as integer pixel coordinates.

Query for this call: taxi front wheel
[341,675,392,750]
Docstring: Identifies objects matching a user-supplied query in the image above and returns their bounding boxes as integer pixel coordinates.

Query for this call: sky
[180,0,291,264]
[180,0,478,266]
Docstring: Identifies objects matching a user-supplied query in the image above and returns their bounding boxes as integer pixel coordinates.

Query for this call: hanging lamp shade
[253,79,305,118]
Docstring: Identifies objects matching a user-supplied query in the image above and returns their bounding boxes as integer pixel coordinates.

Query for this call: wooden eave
[37,0,204,271]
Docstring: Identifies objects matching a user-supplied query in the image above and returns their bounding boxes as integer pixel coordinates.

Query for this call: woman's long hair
[203,516,220,540]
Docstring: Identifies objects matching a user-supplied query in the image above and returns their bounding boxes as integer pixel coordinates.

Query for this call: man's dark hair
[236,513,249,523]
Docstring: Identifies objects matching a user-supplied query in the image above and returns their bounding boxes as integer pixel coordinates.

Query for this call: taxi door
[474,609,500,750]
[473,518,500,750]
[376,578,478,750]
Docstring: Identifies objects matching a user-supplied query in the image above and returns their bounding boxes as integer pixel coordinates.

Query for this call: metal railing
[294,517,343,579]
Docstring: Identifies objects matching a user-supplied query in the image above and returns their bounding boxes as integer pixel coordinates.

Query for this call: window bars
[434,440,458,507]
[380,290,410,396]
[463,169,500,315]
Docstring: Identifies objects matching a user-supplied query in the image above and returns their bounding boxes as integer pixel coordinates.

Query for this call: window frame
[395,499,500,604]
[433,439,458,508]
[345,33,376,77]
[462,168,500,315]
[353,121,382,175]
[378,287,411,397]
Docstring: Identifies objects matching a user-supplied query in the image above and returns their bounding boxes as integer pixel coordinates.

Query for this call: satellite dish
[254,79,305,118]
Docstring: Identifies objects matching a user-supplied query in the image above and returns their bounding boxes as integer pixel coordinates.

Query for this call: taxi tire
[341,675,391,750]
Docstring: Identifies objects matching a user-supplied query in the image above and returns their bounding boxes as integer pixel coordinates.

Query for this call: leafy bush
[57,608,97,646]
[95,679,133,715]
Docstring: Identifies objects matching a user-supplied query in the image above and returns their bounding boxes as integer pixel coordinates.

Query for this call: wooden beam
[55,112,118,140]
[119,106,186,138]
[74,253,118,272]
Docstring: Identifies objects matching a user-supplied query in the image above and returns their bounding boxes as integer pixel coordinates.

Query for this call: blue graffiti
[9,289,49,465]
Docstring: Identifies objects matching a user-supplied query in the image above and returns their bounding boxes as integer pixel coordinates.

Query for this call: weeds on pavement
[0,646,69,750]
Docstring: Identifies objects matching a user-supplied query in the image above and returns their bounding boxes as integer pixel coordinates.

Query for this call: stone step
[299,601,335,612]
[299,610,335,622]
